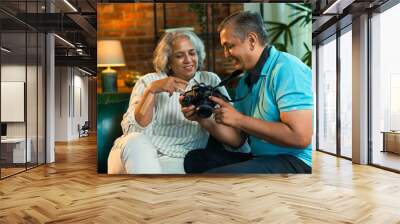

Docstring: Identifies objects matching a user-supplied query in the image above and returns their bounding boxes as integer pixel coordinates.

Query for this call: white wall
[55,67,89,141]
[1,65,33,137]
[55,66,69,141]
[1,65,26,81]
[74,73,89,130]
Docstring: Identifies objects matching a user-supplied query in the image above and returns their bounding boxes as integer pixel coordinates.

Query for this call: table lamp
[97,40,126,93]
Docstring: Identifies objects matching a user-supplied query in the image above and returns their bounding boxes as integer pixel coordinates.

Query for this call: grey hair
[153,30,206,74]
[217,11,268,46]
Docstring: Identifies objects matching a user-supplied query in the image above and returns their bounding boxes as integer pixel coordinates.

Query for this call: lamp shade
[97,40,126,67]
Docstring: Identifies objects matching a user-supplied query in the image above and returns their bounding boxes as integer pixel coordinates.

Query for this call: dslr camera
[180,83,229,118]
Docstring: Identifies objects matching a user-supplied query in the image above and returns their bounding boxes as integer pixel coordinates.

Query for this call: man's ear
[247,32,258,50]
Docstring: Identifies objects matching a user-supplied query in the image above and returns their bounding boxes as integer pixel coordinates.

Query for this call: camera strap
[215,70,243,88]
[228,87,251,103]
[244,45,271,88]
[213,70,250,103]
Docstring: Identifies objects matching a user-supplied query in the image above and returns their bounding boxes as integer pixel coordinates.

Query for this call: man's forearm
[199,118,245,148]
[235,115,310,148]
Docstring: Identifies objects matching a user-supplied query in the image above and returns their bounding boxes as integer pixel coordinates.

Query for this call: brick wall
[98,3,243,92]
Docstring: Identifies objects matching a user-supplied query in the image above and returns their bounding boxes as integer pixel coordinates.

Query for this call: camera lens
[181,96,192,107]
[197,104,213,118]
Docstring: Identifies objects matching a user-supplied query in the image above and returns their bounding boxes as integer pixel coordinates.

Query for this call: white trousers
[108,132,185,174]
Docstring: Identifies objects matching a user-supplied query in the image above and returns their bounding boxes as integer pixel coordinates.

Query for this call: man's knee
[184,149,206,173]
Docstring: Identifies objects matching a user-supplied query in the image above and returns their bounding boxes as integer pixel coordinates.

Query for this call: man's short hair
[218,11,268,46]
[153,30,206,74]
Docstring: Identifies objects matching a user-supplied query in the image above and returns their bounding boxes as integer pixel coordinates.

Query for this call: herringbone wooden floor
[1,135,400,223]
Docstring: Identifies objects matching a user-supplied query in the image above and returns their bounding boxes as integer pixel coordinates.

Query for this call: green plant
[265,3,312,67]
[124,71,141,88]
[189,3,207,33]
[301,42,312,67]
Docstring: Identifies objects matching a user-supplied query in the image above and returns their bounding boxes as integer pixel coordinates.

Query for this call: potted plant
[124,71,141,88]
[265,3,312,67]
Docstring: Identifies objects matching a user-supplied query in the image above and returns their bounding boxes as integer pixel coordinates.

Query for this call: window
[317,36,337,154]
[0,1,47,179]
[371,3,400,171]
[339,28,352,158]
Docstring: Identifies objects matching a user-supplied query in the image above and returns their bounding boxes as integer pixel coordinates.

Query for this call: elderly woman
[108,31,244,174]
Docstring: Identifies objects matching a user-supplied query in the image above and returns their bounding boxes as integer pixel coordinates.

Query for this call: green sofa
[97,93,130,173]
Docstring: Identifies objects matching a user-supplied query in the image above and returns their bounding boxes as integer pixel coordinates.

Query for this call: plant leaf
[274,43,288,52]
[287,3,312,13]
[301,42,312,67]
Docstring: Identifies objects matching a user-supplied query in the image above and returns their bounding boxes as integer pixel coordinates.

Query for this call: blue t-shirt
[234,46,313,167]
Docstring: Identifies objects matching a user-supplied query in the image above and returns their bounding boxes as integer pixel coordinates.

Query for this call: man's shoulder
[277,51,303,64]
[266,51,312,90]
[269,51,311,78]
[276,51,305,66]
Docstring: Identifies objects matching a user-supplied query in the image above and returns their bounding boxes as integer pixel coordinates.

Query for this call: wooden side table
[381,131,400,154]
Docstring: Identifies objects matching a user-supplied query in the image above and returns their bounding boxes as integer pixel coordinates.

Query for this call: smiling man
[181,11,314,173]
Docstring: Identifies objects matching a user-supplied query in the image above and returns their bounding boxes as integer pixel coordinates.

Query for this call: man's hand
[179,96,202,122]
[180,96,245,148]
[210,96,244,128]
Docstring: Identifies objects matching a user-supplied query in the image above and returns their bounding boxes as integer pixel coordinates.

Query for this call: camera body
[181,83,228,118]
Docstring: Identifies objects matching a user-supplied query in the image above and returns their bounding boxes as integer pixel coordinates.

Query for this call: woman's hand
[149,77,188,96]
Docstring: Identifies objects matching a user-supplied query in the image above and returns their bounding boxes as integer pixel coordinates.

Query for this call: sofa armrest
[97,93,130,173]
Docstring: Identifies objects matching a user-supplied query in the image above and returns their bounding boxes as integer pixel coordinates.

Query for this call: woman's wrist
[135,87,156,123]
[146,83,158,94]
